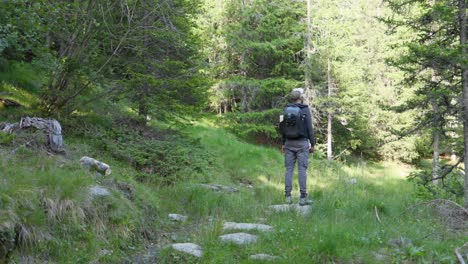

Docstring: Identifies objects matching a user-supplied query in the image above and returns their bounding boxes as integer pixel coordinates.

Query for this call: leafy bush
[0,131,15,144]
[65,116,214,185]
[408,162,464,203]
[0,61,44,93]
[223,109,282,145]
[379,136,421,163]
[110,136,212,185]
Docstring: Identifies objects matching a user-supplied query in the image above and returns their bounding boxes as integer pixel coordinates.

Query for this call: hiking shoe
[299,196,313,206]
[285,196,293,204]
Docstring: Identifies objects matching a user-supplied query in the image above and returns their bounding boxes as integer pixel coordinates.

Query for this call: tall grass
[0,144,165,263]
[157,119,466,263]
[0,116,465,263]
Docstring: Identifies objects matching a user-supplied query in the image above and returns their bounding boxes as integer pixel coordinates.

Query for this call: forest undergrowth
[1,111,466,263]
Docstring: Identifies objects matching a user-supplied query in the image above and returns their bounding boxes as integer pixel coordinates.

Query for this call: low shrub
[223,109,282,145]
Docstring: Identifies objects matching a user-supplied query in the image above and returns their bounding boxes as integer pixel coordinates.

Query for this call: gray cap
[289,88,305,101]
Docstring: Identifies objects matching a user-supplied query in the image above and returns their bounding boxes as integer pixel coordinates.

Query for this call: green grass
[156,119,465,263]
[0,117,465,263]
[0,82,39,108]
[0,141,166,262]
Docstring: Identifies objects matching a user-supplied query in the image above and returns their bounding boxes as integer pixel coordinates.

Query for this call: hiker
[281,88,315,206]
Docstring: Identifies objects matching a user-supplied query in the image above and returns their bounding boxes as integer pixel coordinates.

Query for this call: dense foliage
[0,0,207,121]
[1,0,467,262]
[383,0,467,203]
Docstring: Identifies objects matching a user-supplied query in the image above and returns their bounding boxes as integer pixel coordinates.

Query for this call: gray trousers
[284,139,309,197]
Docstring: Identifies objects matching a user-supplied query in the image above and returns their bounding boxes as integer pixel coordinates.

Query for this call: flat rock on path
[171,243,203,258]
[223,222,273,232]
[88,186,111,198]
[250,254,279,261]
[220,233,258,245]
[269,204,312,215]
[199,184,239,193]
[168,214,188,222]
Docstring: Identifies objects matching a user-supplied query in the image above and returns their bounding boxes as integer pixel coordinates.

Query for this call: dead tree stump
[1,117,64,152]
[20,117,63,152]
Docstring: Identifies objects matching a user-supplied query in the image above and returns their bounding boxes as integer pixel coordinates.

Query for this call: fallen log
[455,242,468,264]
[0,98,22,108]
[79,156,112,176]
[0,123,19,134]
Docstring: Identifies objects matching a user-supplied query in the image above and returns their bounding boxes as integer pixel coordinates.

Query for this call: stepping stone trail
[168,184,313,260]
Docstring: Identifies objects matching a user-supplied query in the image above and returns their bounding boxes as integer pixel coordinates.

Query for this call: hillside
[0,115,466,263]
[1,0,468,261]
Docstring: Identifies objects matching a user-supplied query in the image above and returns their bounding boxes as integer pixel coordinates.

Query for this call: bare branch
[374,206,382,224]
[455,242,467,264]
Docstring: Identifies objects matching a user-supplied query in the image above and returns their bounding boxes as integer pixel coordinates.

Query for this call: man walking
[281,88,315,206]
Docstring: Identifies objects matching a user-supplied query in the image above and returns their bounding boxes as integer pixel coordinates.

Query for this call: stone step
[220,233,258,245]
[168,213,188,222]
[171,243,203,258]
[199,184,239,193]
[250,254,279,261]
[269,204,312,215]
[223,222,273,232]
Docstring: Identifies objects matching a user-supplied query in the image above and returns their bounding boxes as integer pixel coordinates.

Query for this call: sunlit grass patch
[1,116,465,263]
[0,82,39,108]
[166,120,467,263]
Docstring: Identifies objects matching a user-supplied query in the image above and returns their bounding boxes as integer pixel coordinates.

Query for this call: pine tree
[385,0,467,206]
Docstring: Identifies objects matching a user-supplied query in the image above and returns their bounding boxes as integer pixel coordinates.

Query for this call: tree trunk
[304,0,313,106]
[304,0,320,126]
[241,86,248,113]
[432,100,440,184]
[138,89,148,125]
[459,0,468,208]
[327,58,333,161]
[138,103,148,125]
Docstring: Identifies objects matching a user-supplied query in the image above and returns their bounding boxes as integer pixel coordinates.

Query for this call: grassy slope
[0,111,465,263]
[157,119,465,263]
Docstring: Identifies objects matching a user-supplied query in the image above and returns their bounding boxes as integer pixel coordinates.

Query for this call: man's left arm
[305,109,315,152]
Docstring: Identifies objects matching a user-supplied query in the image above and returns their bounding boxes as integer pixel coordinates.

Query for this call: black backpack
[282,105,306,139]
